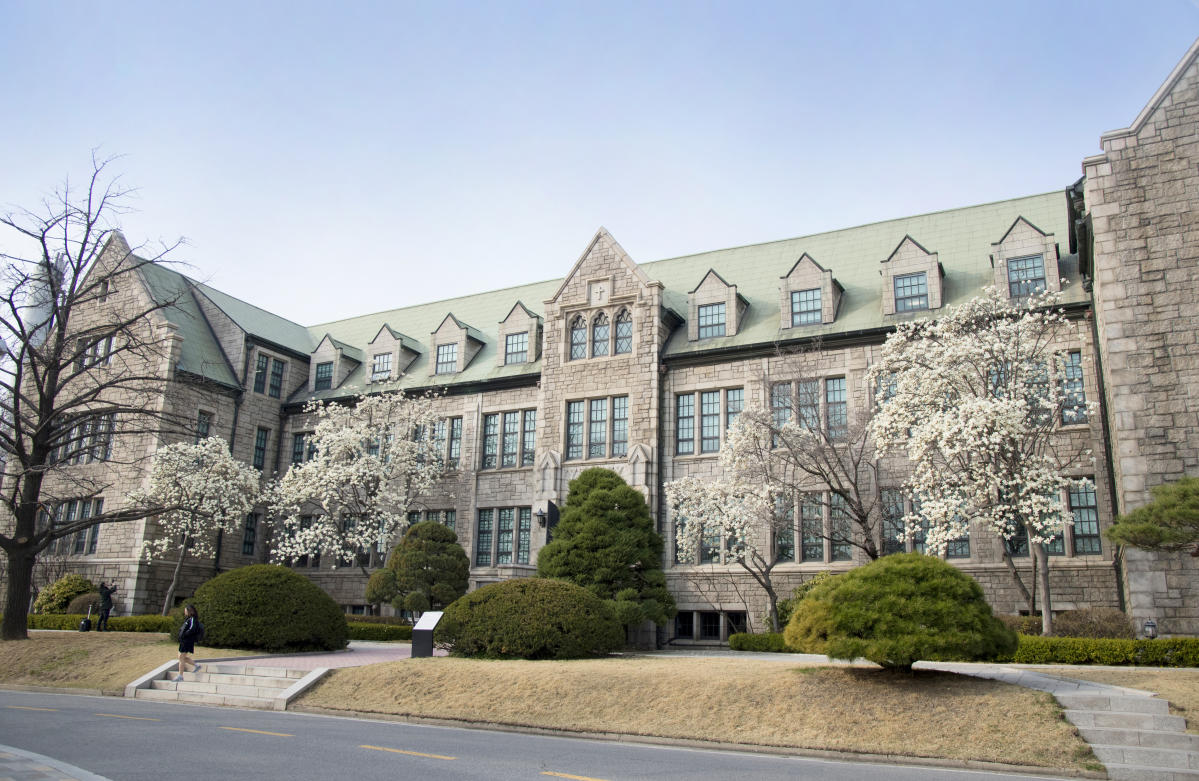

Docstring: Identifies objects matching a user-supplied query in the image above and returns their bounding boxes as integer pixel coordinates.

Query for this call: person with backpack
[175,604,204,681]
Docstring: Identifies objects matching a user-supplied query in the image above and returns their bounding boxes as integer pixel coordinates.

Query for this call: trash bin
[411,611,443,658]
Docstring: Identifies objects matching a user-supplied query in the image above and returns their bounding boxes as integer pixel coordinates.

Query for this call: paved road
[0,689,1077,781]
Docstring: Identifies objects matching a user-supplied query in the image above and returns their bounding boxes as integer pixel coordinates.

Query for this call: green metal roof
[137,262,240,388]
[300,191,1078,400]
[194,282,315,356]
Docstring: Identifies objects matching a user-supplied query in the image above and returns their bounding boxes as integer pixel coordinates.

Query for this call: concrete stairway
[126,662,328,711]
[1059,692,1199,781]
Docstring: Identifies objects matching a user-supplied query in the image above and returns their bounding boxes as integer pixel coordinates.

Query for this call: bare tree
[0,155,189,639]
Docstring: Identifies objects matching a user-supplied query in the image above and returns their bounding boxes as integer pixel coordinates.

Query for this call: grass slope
[299,656,1094,769]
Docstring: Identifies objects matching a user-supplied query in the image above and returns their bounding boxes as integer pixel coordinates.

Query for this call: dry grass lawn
[1039,667,1199,734]
[300,656,1094,770]
[0,631,252,693]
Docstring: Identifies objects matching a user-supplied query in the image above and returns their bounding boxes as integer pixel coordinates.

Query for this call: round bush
[33,574,95,614]
[784,553,1017,670]
[436,578,624,660]
[66,592,101,615]
[180,564,348,652]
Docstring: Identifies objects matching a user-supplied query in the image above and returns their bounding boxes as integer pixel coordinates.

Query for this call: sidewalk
[0,744,112,781]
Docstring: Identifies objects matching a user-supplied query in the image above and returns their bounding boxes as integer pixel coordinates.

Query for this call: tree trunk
[1,547,35,640]
[161,541,188,616]
[1036,544,1054,636]
[1000,546,1035,615]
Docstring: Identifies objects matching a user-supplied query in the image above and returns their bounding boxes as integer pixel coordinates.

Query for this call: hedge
[728,632,794,653]
[24,614,174,632]
[1010,636,1199,667]
[340,615,411,626]
[347,622,412,641]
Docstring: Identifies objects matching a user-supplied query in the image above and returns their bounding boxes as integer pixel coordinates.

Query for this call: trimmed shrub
[436,578,624,660]
[66,592,102,615]
[998,614,1044,636]
[729,632,793,653]
[784,553,1017,670]
[25,613,174,632]
[1011,636,1199,667]
[341,615,411,626]
[772,572,837,628]
[1052,608,1135,639]
[33,574,95,614]
[179,564,348,652]
[348,622,413,641]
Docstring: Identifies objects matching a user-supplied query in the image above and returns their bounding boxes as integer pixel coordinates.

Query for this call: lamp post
[534,508,547,528]
[1143,619,1158,640]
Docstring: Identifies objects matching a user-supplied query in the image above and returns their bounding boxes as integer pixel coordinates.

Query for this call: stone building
[9,39,1198,640]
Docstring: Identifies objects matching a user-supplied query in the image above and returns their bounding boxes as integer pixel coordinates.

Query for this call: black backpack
[194,620,206,643]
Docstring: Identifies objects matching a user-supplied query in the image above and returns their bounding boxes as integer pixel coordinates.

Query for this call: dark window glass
[253,354,269,393]
[435,344,457,374]
[697,303,726,339]
[700,391,721,453]
[448,417,462,469]
[614,310,632,354]
[676,394,695,455]
[504,332,528,365]
[726,388,743,430]
[566,401,584,460]
[1062,351,1088,425]
[242,513,258,555]
[797,379,819,431]
[268,359,285,398]
[501,412,520,468]
[894,272,928,312]
[675,611,694,640]
[699,611,721,639]
[292,433,307,465]
[481,414,498,469]
[314,362,333,391]
[196,411,211,443]
[880,489,906,555]
[830,494,852,561]
[826,377,847,439]
[1007,254,1046,298]
[497,508,514,564]
[569,316,587,360]
[1071,480,1101,555]
[611,397,628,457]
[591,313,609,357]
[521,410,536,466]
[475,509,493,566]
[588,399,607,458]
[800,494,823,562]
[791,288,822,326]
[253,428,269,470]
[517,508,531,565]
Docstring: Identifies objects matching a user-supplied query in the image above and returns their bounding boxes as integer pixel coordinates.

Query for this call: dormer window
[1007,254,1046,298]
[614,310,632,354]
[569,316,587,360]
[371,353,392,382]
[504,332,528,365]
[791,289,821,326]
[592,313,609,357]
[435,343,458,375]
[697,303,726,339]
[314,362,333,390]
[893,272,929,312]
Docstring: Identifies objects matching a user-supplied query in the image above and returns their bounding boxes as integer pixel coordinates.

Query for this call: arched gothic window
[592,313,610,357]
[569,315,587,360]
[614,310,633,355]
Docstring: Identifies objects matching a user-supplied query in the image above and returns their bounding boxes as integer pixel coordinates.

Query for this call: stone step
[1066,710,1187,732]
[1058,693,1171,715]
[175,691,278,710]
[1105,764,1199,781]
[201,672,293,688]
[1080,728,1199,752]
[1092,745,1199,771]
[149,679,286,699]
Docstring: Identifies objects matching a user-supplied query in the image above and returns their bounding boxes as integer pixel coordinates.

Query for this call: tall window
[614,310,633,354]
[830,494,852,561]
[797,380,819,430]
[588,399,608,458]
[497,508,515,564]
[501,412,520,468]
[1007,254,1046,298]
[475,509,493,566]
[1062,351,1088,425]
[435,343,457,374]
[791,288,821,326]
[268,359,285,399]
[697,303,726,339]
[254,354,270,393]
[700,391,721,453]
[517,507,531,565]
[521,410,536,466]
[676,394,695,455]
[775,496,795,563]
[292,433,307,465]
[726,388,743,430]
[611,397,628,457]
[371,353,392,381]
[504,332,528,365]
[591,313,609,357]
[569,316,587,360]
[196,411,211,443]
[86,499,102,554]
[242,513,258,556]
[78,335,113,369]
[314,362,333,390]
[893,272,928,312]
[1070,480,1101,555]
[946,527,970,559]
[447,417,462,468]
[880,489,905,555]
[253,428,269,470]
[800,494,824,562]
[566,401,584,460]
[825,377,847,439]
[481,414,499,469]
[771,383,792,433]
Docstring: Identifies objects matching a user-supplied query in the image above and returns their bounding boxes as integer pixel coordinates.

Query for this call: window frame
[371,352,393,382]
[314,361,333,391]
[1007,253,1047,298]
[791,288,822,326]
[697,302,726,339]
[504,332,529,365]
[893,271,929,312]
[435,343,458,375]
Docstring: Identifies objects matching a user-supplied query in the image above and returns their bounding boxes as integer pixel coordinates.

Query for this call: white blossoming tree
[867,287,1098,636]
[266,392,444,576]
[132,437,262,615]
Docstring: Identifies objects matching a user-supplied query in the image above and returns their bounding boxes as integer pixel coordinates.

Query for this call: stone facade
[1083,39,1199,636]
[7,40,1199,643]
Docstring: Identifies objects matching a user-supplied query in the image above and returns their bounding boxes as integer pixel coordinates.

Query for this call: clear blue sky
[2,1,1196,325]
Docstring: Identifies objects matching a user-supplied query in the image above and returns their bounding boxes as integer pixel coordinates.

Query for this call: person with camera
[97,581,117,631]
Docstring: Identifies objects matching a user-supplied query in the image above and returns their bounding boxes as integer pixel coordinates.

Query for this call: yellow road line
[96,713,160,721]
[541,772,611,781]
[5,705,56,712]
[219,726,294,737]
[360,744,456,761]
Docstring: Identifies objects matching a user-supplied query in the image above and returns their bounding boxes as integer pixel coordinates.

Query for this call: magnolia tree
[665,473,784,631]
[867,287,1098,635]
[266,392,444,575]
[132,437,261,614]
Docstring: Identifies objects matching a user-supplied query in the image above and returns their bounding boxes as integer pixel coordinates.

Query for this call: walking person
[175,604,204,681]
[97,581,116,631]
